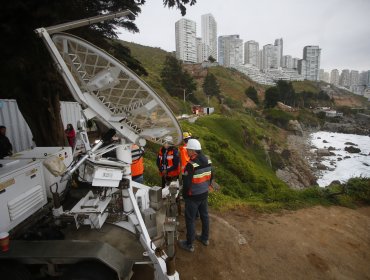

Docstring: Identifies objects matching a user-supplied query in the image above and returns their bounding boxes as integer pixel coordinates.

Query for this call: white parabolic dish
[51,33,182,146]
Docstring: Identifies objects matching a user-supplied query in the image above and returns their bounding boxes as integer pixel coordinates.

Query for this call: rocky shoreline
[276,130,318,189]
[278,126,370,189]
[323,114,370,136]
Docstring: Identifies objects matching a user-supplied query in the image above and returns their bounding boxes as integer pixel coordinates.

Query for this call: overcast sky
[117,0,370,72]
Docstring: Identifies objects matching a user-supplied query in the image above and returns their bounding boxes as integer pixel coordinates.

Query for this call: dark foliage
[203,73,221,97]
[245,86,259,104]
[264,87,280,108]
[208,55,216,63]
[160,55,197,99]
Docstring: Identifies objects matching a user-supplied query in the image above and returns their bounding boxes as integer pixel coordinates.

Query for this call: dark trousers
[184,197,209,245]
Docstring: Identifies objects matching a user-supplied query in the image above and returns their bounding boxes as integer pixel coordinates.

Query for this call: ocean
[309,131,370,187]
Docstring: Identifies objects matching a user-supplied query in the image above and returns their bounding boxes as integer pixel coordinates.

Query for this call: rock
[363,162,369,167]
[316,163,327,170]
[288,120,303,136]
[281,149,291,159]
[337,157,342,161]
[344,142,357,146]
[317,149,331,156]
[328,146,336,151]
[344,156,351,159]
[344,146,361,153]
[329,180,341,186]
[323,140,329,143]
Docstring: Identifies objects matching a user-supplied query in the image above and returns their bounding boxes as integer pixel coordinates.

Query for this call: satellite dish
[51,33,182,146]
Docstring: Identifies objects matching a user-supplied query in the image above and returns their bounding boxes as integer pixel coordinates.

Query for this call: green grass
[119,41,370,212]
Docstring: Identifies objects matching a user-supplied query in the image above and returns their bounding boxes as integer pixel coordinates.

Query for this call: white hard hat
[186,138,201,150]
[164,135,173,144]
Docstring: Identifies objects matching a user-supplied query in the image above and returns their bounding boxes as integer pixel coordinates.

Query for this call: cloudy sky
[117,0,370,72]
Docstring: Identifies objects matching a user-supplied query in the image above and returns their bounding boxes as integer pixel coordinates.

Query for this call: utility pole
[183,89,192,102]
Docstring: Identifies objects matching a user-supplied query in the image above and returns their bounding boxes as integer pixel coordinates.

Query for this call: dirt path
[175,206,370,280]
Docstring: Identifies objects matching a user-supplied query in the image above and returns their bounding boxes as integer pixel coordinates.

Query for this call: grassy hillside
[120,41,184,113]
[120,41,370,211]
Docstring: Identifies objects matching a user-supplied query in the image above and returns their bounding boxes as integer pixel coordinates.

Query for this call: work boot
[195,235,209,246]
[178,240,194,252]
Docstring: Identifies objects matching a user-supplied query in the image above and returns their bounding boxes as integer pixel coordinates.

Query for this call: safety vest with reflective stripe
[188,158,212,196]
[179,144,190,172]
[158,147,180,177]
[131,144,144,177]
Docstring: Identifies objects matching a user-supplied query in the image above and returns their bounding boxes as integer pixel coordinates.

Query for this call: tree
[276,80,296,106]
[160,55,197,99]
[264,87,280,108]
[1,0,196,146]
[208,55,216,63]
[203,73,221,97]
[245,86,259,105]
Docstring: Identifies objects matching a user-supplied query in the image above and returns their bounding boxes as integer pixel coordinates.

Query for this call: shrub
[264,109,294,129]
[345,177,370,203]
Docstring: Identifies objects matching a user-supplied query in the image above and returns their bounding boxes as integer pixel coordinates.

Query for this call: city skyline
[117,0,370,72]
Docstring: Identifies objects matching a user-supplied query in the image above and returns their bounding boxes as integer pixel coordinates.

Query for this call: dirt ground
[174,205,370,280]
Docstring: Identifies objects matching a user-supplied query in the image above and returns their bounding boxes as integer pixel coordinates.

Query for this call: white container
[0,159,46,232]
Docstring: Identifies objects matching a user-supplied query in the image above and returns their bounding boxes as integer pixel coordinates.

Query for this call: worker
[131,143,144,183]
[64,123,76,148]
[179,131,192,173]
[0,125,13,159]
[178,138,212,252]
[156,135,180,188]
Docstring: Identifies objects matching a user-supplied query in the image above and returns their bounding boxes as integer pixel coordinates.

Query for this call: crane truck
[0,10,182,280]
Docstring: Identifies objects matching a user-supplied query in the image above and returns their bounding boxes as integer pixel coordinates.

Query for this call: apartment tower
[175,18,197,63]
[302,46,321,81]
[201,13,217,61]
[244,40,259,67]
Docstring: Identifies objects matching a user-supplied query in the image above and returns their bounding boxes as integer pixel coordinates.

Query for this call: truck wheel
[0,261,31,280]
[61,261,118,280]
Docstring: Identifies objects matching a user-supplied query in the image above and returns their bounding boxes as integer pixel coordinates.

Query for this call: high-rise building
[292,58,299,69]
[330,69,340,85]
[339,69,350,87]
[201,13,217,61]
[350,70,359,86]
[244,40,259,66]
[196,37,209,63]
[359,70,370,86]
[298,59,307,78]
[319,69,330,83]
[258,50,263,70]
[262,44,278,70]
[196,37,211,63]
[175,18,197,63]
[283,55,293,68]
[218,35,243,67]
[274,38,283,67]
[302,46,321,81]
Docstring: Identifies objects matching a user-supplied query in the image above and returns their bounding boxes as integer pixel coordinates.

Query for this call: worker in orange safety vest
[179,131,192,173]
[131,144,145,183]
[156,135,180,188]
